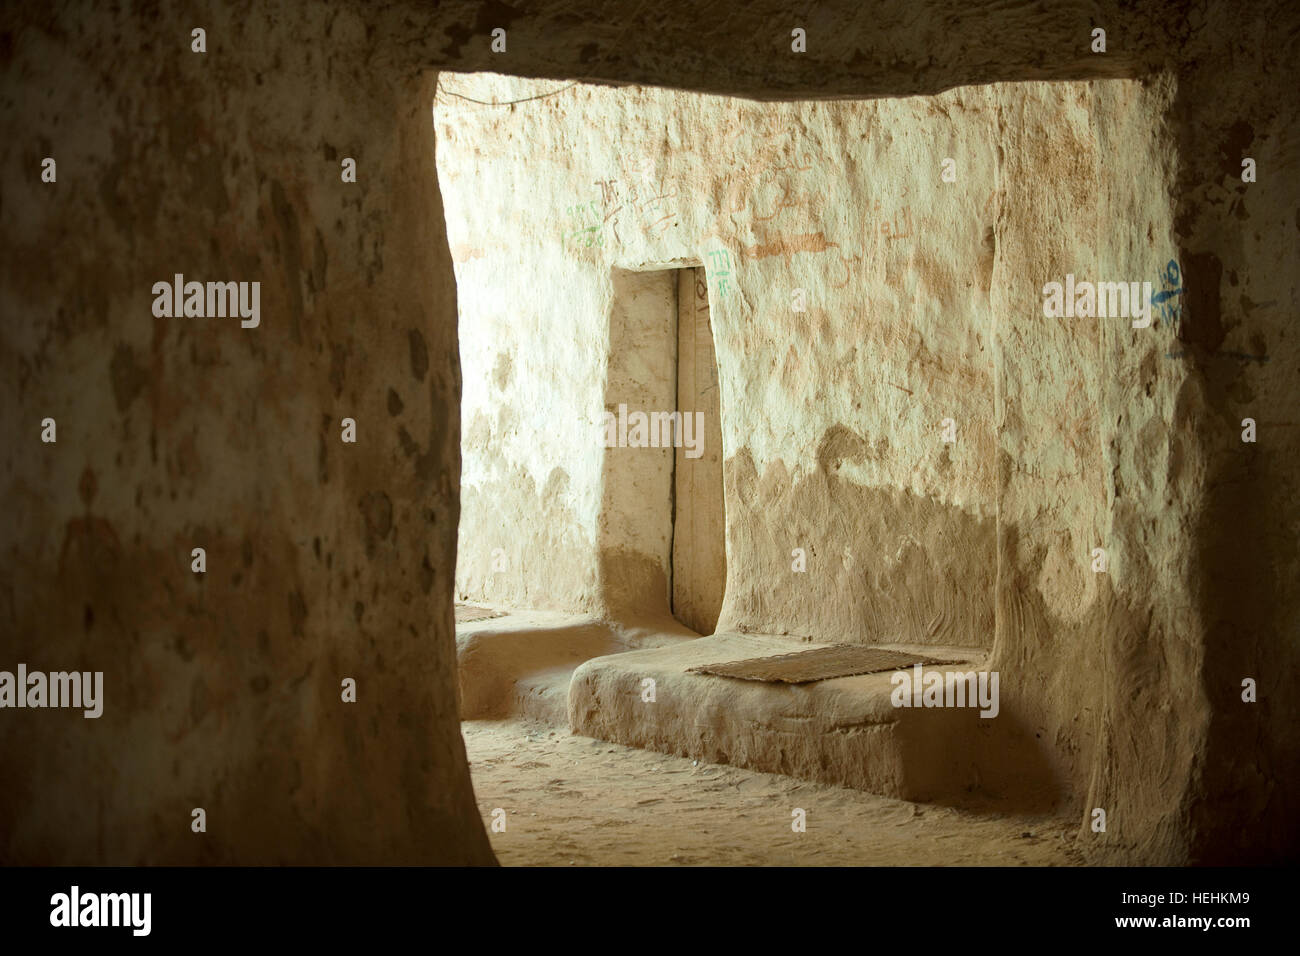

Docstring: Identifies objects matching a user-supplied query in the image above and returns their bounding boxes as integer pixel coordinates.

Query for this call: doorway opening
[599,266,726,635]
[670,266,726,635]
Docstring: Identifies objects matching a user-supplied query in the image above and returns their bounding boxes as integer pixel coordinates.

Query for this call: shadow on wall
[891,704,1061,812]
[1179,249,1300,862]
[456,461,592,611]
[721,441,998,648]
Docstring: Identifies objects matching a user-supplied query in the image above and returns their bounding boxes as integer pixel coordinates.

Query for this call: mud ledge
[568,633,1060,809]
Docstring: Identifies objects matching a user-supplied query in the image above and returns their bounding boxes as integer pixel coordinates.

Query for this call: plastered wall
[1,4,491,865]
[440,74,1178,653]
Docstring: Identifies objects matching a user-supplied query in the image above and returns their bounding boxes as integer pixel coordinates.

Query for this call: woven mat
[454,605,505,624]
[688,645,961,684]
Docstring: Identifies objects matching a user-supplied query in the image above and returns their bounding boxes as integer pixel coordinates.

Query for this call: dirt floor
[463,718,1085,866]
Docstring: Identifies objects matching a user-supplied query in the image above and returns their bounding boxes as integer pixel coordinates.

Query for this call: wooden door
[672,267,726,634]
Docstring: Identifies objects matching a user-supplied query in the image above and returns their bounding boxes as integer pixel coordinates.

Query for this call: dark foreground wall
[1,0,1295,864]
[0,4,485,864]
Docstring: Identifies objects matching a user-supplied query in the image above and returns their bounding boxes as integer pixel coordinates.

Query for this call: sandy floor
[464,718,1085,866]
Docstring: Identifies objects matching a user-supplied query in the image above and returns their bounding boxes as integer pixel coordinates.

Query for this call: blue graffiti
[1152,259,1183,329]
